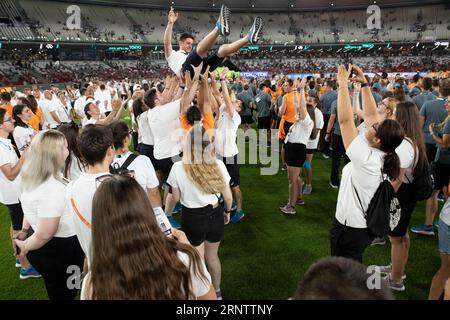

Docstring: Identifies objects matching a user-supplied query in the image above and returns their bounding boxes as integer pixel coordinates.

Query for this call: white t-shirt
[0,138,21,205]
[440,197,450,226]
[358,124,416,184]
[111,152,159,191]
[285,113,314,145]
[56,101,72,123]
[167,160,231,208]
[13,125,36,153]
[335,135,385,228]
[80,250,212,300]
[137,111,154,146]
[21,177,76,238]
[40,99,60,129]
[74,96,88,118]
[396,138,416,184]
[306,108,324,149]
[68,153,85,181]
[215,105,241,158]
[82,118,97,127]
[166,50,187,77]
[67,172,109,263]
[148,100,183,160]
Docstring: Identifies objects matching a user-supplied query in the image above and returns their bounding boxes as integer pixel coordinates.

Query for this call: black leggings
[27,236,85,300]
[6,203,24,231]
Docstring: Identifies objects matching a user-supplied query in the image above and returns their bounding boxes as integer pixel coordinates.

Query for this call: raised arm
[337,64,358,149]
[297,77,308,120]
[219,68,234,118]
[164,7,178,59]
[352,83,364,121]
[181,64,202,115]
[351,64,380,128]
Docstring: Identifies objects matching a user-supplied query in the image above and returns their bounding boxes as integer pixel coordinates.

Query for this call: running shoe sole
[217,5,230,36]
[248,17,263,44]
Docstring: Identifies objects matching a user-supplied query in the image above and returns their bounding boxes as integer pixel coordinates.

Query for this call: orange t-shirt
[0,104,13,117]
[181,111,215,140]
[29,107,43,131]
[283,91,297,123]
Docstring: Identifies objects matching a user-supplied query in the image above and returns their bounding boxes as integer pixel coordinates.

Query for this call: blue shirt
[437,118,450,164]
[320,90,338,115]
[413,91,437,110]
[255,92,272,118]
[420,98,447,144]
[236,91,254,117]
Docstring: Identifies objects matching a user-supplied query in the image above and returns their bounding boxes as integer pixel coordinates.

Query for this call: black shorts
[241,115,254,124]
[157,154,182,182]
[285,142,307,168]
[139,143,159,171]
[182,50,225,78]
[181,204,224,246]
[257,117,271,130]
[6,203,24,231]
[389,183,417,237]
[221,154,240,188]
[281,121,294,143]
[426,143,437,163]
[306,148,316,155]
[434,162,450,191]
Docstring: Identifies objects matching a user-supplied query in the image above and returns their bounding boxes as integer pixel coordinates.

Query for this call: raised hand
[350,64,368,84]
[337,64,351,84]
[299,76,307,90]
[168,6,178,24]
[200,65,211,83]
[218,68,228,80]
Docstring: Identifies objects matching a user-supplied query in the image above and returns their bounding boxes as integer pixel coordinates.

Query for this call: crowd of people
[0,4,450,300]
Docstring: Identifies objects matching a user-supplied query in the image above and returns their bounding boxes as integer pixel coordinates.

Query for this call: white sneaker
[280,204,296,215]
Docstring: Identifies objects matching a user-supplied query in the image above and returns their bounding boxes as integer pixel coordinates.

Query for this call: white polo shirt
[0,137,21,205]
[285,113,314,145]
[215,105,241,158]
[335,135,385,228]
[167,160,231,208]
[82,118,97,127]
[67,172,109,264]
[40,98,60,129]
[306,108,324,150]
[111,152,159,191]
[21,176,76,238]
[13,125,36,153]
[166,50,187,77]
[137,111,154,146]
[57,101,72,123]
[148,100,183,160]
[74,96,87,118]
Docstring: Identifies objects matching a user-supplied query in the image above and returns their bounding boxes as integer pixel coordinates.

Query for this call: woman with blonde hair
[165,124,233,300]
[15,130,84,300]
[81,175,215,300]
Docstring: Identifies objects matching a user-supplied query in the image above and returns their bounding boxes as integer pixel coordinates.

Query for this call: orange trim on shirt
[70,198,91,229]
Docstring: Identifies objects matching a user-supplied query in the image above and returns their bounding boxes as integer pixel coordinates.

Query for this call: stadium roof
[51,0,446,12]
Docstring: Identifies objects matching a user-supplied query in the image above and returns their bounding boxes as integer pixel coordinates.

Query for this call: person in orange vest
[278,78,298,170]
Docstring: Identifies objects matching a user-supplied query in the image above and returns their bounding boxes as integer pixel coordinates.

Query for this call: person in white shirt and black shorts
[280,78,314,215]
[165,125,233,300]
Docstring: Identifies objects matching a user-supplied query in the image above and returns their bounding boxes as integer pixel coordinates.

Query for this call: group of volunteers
[0,4,449,300]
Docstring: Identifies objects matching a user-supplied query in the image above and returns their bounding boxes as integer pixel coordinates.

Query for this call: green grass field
[0,144,443,300]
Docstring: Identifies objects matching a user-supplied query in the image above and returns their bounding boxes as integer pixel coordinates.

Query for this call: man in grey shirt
[419,78,450,163]
[237,84,255,142]
[413,77,437,110]
[318,80,337,157]
[255,84,272,130]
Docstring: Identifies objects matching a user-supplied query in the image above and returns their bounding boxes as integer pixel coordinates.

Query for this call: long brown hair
[90,176,209,299]
[395,101,428,176]
[182,125,226,194]
[376,119,405,180]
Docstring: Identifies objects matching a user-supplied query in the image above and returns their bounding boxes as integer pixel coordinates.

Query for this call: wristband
[361,82,369,88]
[220,78,226,81]
[224,209,231,214]
[179,85,185,90]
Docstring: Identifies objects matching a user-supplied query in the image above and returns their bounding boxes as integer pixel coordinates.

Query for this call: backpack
[406,162,434,201]
[353,175,401,238]
[109,153,138,175]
